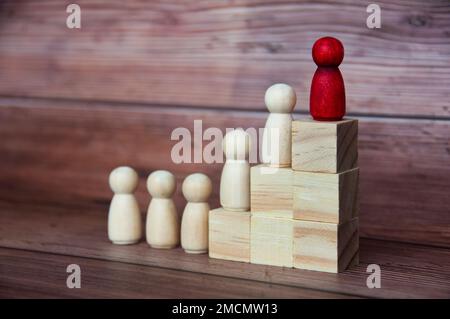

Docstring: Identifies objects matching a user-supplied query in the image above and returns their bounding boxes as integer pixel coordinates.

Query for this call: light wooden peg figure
[181,173,212,254]
[262,83,297,167]
[146,170,180,249]
[220,129,251,211]
[108,166,142,245]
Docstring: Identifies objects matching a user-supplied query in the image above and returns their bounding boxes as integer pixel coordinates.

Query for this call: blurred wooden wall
[0,0,449,247]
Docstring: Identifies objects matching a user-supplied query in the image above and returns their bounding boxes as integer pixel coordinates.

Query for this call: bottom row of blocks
[209,208,359,273]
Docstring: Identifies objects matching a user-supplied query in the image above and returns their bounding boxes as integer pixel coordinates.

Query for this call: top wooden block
[292,119,358,173]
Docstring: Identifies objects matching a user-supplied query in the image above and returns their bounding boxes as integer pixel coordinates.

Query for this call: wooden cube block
[250,164,293,218]
[250,214,293,267]
[292,119,358,173]
[293,218,359,273]
[209,208,250,263]
[293,168,359,224]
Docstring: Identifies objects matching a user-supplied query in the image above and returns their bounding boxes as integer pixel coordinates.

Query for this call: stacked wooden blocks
[209,83,360,273]
[209,119,360,273]
[291,119,360,273]
[250,165,294,267]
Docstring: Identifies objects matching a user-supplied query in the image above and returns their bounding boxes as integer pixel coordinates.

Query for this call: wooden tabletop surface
[1,203,449,299]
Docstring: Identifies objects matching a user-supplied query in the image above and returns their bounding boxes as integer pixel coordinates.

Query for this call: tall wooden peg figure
[262,83,297,167]
[310,36,346,121]
[146,170,180,249]
[220,129,251,211]
[181,173,212,254]
[108,166,142,245]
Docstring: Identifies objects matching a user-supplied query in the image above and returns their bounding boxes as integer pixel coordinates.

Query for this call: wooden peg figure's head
[109,166,139,194]
[223,129,250,161]
[147,170,176,198]
[264,83,297,114]
[182,173,212,203]
[312,37,344,67]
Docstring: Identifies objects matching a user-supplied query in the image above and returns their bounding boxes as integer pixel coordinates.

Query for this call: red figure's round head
[312,37,344,67]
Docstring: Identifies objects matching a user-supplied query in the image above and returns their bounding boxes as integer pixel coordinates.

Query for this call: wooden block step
[293,218,359,273]
[250,164,293,218]
[293,168,359,224]
[292,119,358,173]
[209,208,250,263]
[250,214,293,267]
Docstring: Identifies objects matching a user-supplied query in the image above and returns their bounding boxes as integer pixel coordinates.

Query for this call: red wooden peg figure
[310,37,346,121]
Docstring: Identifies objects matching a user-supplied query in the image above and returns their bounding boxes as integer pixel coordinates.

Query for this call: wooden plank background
[0,0,449,249]
[0,0,449,116]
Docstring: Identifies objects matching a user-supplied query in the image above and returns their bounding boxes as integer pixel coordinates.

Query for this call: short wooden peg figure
[220,129,251,211]
[262,83,297,167]
[181,173,212,254]
[146,170,180,249]
[310,36,346,121]
[108,166,142,245]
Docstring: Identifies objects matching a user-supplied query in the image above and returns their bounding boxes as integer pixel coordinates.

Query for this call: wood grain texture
[0,0,448,299]
[0,97,449,247]
[250,164,293,217]
[0,0,449,117]
[0,205,449,298]
[251,215,293,267]
[0,248,350,299]
[293,218,359,273]
[293,168,359,224]
[292,119,358,173]
[209,208,251,262]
